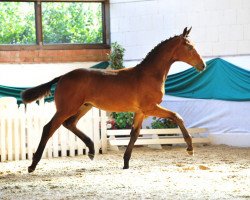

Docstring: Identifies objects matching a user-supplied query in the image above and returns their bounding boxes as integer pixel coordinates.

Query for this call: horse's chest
[152,89,164,103]
[141,83,165,104]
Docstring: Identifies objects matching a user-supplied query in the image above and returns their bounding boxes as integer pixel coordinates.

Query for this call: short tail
[21,76,61,104]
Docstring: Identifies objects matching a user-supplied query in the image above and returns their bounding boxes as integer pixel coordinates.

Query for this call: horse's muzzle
[195,62,206,72]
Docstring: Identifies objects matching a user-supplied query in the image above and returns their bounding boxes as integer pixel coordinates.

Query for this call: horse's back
[54,67,141,112]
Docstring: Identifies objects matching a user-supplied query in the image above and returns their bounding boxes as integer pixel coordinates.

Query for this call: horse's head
[173,27,206,71]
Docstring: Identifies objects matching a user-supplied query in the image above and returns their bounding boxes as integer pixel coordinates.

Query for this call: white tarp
[143,95,250,147]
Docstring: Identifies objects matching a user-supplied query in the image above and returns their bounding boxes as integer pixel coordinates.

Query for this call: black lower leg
[122,113,144,169]
[63,122,95,160]
[123,150,131,169]
[62,104,94,159]
[172,114,193,154]
[123,128,136,169]
[179,124,194,154]
[28,122,51,173]
[28,144,46,173]
[84,136,95,160]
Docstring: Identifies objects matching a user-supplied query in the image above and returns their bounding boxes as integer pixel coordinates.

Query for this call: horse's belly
[86,95,139,112]
[84,80,138,111]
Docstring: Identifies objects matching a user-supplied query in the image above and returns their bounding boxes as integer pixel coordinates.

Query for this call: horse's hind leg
[63,104,95,159]
[28,112,70,173]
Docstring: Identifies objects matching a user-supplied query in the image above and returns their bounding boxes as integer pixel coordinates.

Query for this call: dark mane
[138,35,178,66]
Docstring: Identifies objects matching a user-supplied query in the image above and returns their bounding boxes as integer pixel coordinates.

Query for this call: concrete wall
[110,0,250,61]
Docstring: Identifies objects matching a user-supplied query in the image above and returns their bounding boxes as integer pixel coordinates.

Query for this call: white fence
[0,97,210,163]
[0,98,108,162]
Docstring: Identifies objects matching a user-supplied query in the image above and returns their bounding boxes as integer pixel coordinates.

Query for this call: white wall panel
[110,0,250,60]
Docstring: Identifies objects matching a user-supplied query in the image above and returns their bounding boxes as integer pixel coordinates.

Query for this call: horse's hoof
[186,149,194,156]
[123,165,129,169]
[88,153,95,160]
[28,166,35,173]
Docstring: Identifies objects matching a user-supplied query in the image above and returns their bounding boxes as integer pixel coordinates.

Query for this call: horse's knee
[63,121,70,129]
[63,120,75,130]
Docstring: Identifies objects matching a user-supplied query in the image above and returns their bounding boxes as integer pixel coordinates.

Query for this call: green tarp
[0,85,26,104]
[0,61,109,104]
[165,58,250,101]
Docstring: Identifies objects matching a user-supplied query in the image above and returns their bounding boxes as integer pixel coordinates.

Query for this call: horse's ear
[182,27,188,37]
[182,27,192,37]
[187,27,192,36]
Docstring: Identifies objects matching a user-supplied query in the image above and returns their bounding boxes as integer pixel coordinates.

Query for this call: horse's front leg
[145,104,193,155]
[123,112,144,169]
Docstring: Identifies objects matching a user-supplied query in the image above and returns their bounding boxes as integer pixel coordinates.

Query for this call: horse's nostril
[200,62,206,70]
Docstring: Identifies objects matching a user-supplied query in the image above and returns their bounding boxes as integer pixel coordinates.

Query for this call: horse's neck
[137,39,177,81]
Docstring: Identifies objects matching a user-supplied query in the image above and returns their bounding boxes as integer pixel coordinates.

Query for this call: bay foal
[22,27,206,172]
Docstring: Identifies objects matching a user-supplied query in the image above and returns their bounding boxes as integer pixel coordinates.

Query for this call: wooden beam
[107,128,208,136]
[109,137,210,146]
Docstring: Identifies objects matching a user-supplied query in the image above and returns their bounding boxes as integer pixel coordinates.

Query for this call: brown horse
[22,27,206,173]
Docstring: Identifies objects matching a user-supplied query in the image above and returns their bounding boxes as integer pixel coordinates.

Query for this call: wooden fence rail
[107,128,209,148]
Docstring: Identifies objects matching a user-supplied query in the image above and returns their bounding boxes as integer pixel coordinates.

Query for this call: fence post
[100,110,108,153]
[52,131,59,158]
[92,108,100,155]
[13,113,20,161]
[68,128,75,157]
[59,128,67,157]
[26,104,34,160]
[76,117,85,155]
[19,104,26,160]
[0,117,6,162]
[7,115,13,161]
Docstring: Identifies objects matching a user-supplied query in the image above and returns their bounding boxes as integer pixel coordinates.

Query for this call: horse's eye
[187,45,194,50]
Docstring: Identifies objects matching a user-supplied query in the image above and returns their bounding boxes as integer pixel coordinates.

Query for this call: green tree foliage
[42,2,103,44]
[0,2,103,45]
[0,2,36,44]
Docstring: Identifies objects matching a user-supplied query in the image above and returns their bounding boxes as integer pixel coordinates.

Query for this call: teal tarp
[0,61,109,104]
[1,59,250,103]
[165,58,250,101]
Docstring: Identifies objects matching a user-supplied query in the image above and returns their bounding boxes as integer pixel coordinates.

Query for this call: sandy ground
[0,145,250,200]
